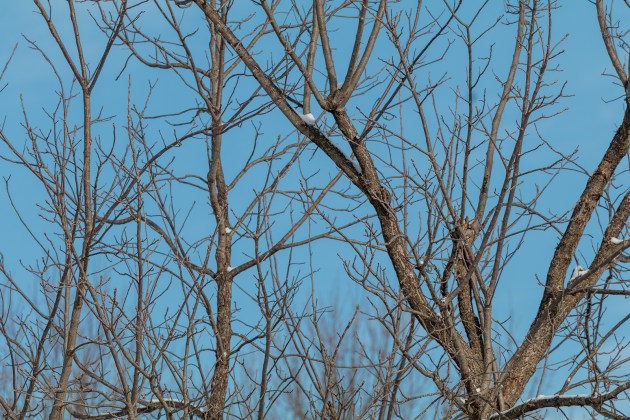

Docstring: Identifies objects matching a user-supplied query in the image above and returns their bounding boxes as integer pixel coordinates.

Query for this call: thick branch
[490,381,630,419]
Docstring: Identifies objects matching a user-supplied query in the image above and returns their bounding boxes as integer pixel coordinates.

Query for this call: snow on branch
[293,108,362,175]
[570,265,589,280]
[297,112,316,125]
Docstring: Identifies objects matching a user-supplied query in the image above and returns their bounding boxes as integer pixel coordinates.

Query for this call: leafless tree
[0,0,628,419]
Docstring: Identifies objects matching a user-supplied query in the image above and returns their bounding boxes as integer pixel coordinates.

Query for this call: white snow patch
[298,112,316,125]
[475,388,481,392]
[340,148,361,173]
[326,140,362,174]
[227,266,234,272]
[148,398,181,404]
[570,265,589,280]
[610,237,623,244]
[225,227,232,234]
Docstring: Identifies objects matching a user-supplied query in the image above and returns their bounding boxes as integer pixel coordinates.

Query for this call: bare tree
[0,0,628,419]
